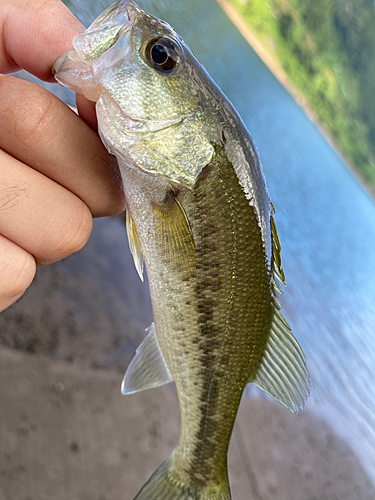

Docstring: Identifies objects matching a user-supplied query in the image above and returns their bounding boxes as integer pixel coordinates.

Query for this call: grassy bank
[226,0,375,192]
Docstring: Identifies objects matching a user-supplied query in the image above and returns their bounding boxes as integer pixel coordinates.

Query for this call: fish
[52,1,310,498]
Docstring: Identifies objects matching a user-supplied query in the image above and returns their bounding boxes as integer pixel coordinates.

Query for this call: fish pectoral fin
[126,209,144,281]
[121,323,172,395]
[153,193,195,272]
[249,308,310,415]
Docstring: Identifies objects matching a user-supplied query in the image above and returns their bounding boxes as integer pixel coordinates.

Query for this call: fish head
[53,0,219,188]
[53,0,140,100]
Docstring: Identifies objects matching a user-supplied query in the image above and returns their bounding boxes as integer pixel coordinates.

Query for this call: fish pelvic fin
[133,457,231,500]
[250,307,310,415]
[121,323,172,395]
[126,209,144,281]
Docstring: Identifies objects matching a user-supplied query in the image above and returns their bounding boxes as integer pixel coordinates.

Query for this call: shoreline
[215,0,375,201]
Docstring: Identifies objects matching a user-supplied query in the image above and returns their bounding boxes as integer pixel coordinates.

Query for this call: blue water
[46,0,375,485]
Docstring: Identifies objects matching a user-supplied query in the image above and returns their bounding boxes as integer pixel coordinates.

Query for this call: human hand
[0,0,125,313]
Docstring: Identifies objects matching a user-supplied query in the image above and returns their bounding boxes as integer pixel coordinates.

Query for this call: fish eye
[145,37,180,73]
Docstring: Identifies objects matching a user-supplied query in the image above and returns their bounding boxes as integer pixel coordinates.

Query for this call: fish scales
[173,146,273,480]
[120,143,272,492]
[52,1,310,498]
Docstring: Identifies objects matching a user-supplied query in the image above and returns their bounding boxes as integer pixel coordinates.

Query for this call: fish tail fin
[133,456,231,500]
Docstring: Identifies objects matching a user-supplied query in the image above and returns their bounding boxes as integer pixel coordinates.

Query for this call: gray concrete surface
[1,216,374,499]
[1,347,374,500]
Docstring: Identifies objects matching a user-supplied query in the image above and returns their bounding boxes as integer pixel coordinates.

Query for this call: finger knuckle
[0,77,62,150]
[5,250,36,299]
[14,89,57,148]
[58,203,93,257]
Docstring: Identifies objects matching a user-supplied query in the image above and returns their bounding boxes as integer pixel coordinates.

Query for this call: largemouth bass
[53,1,310,498]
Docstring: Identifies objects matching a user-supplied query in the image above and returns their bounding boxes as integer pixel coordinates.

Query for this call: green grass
[228,0,375,192]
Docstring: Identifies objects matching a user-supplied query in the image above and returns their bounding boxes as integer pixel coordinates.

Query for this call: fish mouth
[52,0,141,100]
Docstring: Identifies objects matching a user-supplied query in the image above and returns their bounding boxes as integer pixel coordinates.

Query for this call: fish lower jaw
[52,57,101,101]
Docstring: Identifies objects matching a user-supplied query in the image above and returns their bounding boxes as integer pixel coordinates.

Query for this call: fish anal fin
[248,309,310,414]
[126,209,144,281]
[152,192,195,272]
[121,324,172,395]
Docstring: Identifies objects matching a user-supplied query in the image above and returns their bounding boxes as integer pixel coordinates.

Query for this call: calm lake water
[30,0,375,486]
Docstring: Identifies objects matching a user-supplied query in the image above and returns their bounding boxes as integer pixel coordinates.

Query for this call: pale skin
[0,0,125,312]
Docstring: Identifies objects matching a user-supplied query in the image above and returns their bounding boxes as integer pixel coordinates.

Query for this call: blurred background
[1,0,375,498]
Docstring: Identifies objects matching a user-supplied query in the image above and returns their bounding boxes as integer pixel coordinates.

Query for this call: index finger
[0,0,84,81]
[0,0,99,129]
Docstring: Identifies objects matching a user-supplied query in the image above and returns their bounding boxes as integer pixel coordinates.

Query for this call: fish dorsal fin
[250,308,310,414]
[270,209,285,293]
[121,324,172,395]
[126,209,144,281]
[248,208,310,414]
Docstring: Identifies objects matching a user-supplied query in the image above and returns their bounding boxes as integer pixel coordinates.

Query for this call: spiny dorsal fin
[270,210,285,290]
[250,308,310,414]
[126,209,144,281]
[121,324,172,395]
